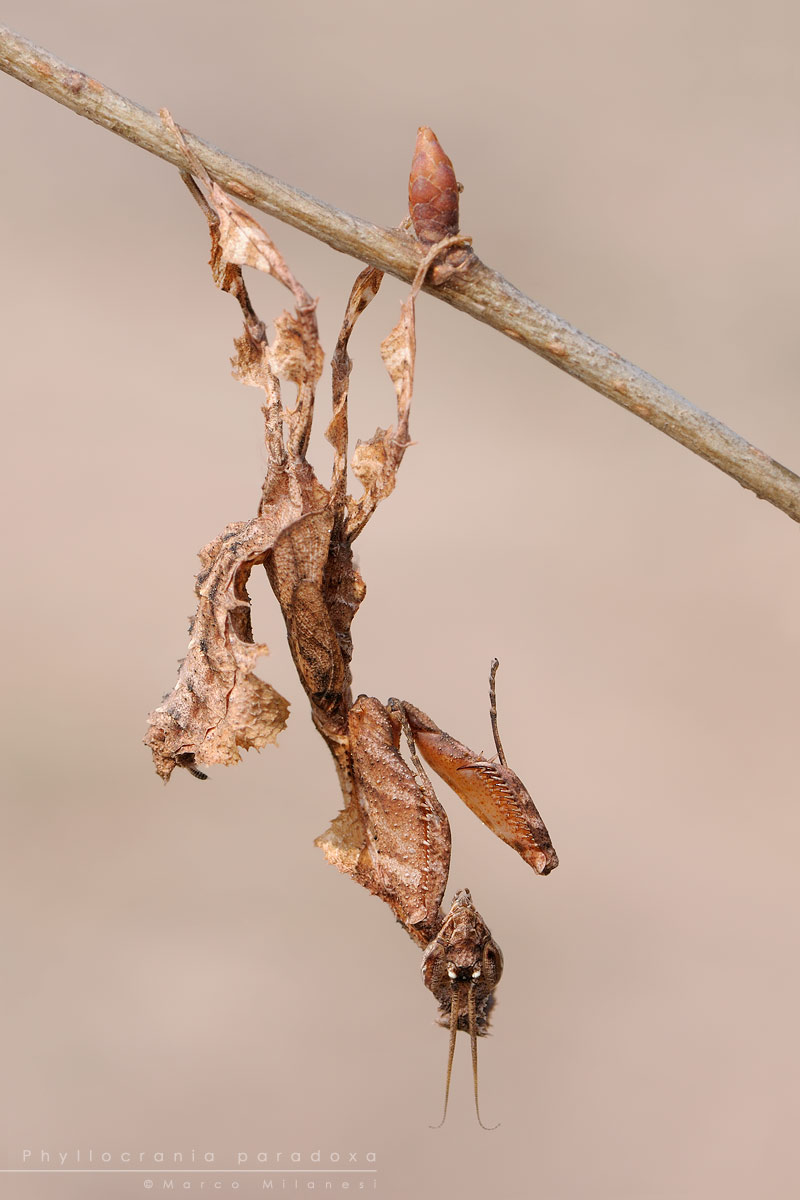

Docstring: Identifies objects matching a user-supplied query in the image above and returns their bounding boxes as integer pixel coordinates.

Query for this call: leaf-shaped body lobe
[270,309,324,387]
[314,789,371,886]
[209,181,300,296]
[349,696,450,939]
[399,703,558,875]
[145,518,290,781]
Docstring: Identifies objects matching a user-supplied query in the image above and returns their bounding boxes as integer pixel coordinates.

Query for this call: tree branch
[2,22,800,524]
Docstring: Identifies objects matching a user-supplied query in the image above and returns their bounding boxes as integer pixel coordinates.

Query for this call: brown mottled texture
[409,125,460,245]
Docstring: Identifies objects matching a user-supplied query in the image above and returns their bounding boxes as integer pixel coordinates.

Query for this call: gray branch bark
[2,22,799,523]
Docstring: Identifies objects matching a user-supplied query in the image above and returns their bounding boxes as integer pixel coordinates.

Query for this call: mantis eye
[482,942,503,986]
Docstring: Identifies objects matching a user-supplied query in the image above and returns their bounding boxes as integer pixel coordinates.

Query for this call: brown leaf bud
[409,126,459,245]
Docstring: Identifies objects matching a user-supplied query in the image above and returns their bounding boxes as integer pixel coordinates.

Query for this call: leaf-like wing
[399,702,558,875]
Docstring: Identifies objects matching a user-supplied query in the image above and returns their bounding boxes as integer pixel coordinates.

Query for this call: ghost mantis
[146,120,558,1127]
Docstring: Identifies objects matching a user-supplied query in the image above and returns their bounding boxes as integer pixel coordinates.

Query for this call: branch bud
[409,126,459,245]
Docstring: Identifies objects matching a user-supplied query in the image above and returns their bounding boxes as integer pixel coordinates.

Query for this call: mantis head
[422,889,503,1130]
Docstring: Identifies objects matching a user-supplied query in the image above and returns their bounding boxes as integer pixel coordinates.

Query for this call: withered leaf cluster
[145,121,558,1126]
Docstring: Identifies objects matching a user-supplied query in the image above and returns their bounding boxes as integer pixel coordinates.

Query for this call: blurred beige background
[2,2,799,1198]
